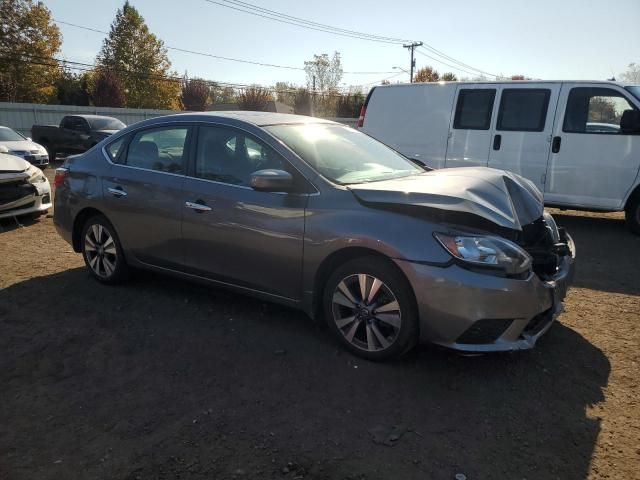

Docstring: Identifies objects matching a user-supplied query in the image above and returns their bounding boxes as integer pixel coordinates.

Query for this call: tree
[588,97,618,123]
[54,69,91,106]
[238,85,273,111]
[181,74,209,111]
[96,1,180,109]
[0,0,61,103]
[92,68,125,107]
[414,66,440,83]
[293,88,312,115]
[441,72,457,81]
[304,52,343,93]
[274,81,296,106]
[619,63,640,84]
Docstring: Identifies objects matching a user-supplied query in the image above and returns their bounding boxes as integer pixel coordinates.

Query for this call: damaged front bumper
[395,234,576,352]
[0,175,52,220]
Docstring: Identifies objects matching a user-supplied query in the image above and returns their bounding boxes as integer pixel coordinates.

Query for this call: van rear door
[487,84,561,191]
[445,85,498,168]
[545,83,640,209]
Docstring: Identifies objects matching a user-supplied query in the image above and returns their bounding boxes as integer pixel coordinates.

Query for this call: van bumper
[394,237,575,352]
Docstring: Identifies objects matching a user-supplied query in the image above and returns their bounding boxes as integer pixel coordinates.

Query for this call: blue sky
[45,0,640,88]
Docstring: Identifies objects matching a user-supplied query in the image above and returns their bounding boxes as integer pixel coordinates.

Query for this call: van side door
[545,84,640,209]
[487,84,560,191]
[444,85,498,168]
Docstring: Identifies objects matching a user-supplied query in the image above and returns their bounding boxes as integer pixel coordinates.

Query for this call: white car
[0,126,49,168]
[0,147,52,220]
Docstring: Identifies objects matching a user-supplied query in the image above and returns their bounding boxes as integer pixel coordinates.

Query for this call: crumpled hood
[348,167,544,231]
[0,153,30,173]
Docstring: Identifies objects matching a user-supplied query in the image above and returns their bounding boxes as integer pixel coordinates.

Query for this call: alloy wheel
[331,273,402,352]
[84,223,117,278]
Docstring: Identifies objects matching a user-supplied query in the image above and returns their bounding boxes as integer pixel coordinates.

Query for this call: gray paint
[53,112,575,352]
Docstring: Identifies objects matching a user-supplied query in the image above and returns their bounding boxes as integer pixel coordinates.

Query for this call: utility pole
[403,41,423,83]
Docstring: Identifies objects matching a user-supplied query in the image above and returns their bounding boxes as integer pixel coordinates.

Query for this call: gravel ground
[0,168,638,479]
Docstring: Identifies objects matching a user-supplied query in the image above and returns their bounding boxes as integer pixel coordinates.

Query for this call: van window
[497,89,550,132]
[453,89,496,130]
[563,87,637,134]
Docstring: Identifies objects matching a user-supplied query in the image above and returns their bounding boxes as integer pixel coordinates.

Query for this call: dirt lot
[1,168,638,480]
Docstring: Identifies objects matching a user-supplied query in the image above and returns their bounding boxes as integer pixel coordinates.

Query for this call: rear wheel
[323,256,418,360]
[81,215,128,284]
[625,195,640,235]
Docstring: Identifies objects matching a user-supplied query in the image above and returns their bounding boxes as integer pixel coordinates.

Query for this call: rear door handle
[493,134,502,151]
[185,200,212,212]
[107,187,127,197]
[552,136,562,153]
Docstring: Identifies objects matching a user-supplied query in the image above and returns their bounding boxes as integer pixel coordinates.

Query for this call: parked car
[32,114,126,160]
[53,112,575,360]
[359,81,640,234]
[0,126,49,168]
[0,146,52,220]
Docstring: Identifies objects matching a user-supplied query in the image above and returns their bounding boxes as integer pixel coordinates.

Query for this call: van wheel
[323,256,418,361]
[81,215,128,284]
[625,195,640,235]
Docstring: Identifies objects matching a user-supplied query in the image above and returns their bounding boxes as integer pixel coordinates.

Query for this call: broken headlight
[434,233,532,276]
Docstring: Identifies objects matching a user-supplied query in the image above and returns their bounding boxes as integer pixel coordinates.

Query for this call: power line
[203,0,503,77]
[415,49,484,78]
[54,19,395,75]
[0,50,368,98]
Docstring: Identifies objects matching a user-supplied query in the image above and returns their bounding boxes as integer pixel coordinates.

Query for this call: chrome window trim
[101,119,320,195]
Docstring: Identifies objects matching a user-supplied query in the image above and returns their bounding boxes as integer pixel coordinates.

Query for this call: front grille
[2,200,35,214]
[457,318,513,344]
[518,217,568,279]
[0,182,36,204]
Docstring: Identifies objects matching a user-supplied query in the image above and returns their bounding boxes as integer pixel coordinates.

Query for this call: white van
[359,81,640,233]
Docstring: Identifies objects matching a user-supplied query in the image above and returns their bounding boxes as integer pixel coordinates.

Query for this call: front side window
[266,123,423,184]
[195,126,284,186]
[564,87,637,134]
[497,89,550,132]
[63,117,88,131]
[125,127,188,173]
[453,89,496,130]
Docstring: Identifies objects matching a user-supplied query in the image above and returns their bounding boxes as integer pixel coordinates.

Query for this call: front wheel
[625,195,640,235]
[323,257,418,360]
[81,215,128,284]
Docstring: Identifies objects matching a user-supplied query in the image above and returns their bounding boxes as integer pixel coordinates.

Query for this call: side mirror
[0,145,9,153]
[620,109,640,134]
[250,169,293,192]
[26,137,32,141]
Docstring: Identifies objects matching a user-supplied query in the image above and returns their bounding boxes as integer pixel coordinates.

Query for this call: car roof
[146,111,336,127]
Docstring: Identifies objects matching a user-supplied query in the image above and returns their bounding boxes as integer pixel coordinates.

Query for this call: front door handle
[493,134,502,151]
[107,187,127,197]
[552,136,562,153]
[185,200,212,212]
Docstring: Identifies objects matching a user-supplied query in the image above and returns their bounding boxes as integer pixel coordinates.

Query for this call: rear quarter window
[453,89,496,130]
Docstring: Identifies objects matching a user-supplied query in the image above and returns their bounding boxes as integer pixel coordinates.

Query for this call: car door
[61,117,89,154]
[444,85,498,168]
[545,84,640,209]
[102,124,192,269]
[181,124,308,301]
[487,85,560,191]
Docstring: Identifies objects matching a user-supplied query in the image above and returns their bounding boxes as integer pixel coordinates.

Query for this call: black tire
[80,214,128,284]
[625,195,640,235]
[323,256,418,361]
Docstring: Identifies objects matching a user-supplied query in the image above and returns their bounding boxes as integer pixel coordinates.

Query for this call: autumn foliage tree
[414,66,440,83]
[96,1,180,109]
[181,74,209,111]
[92,68,125,107]
[238,86,274,111]
[0,0,61,103]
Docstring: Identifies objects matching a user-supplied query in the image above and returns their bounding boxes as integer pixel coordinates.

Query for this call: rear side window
[497,89,550,132]
[563,87,637,134]
[106,136,126,162]
[453,89,496,130]
[125,127,189,173]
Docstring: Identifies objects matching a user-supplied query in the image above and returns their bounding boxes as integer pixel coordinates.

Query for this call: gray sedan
[53,112,575,360]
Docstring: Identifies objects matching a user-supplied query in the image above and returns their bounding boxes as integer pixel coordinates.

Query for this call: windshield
[266,123,422,184]
[625,86,640,102]
[0,127,25,141]
[90,118,126,130]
